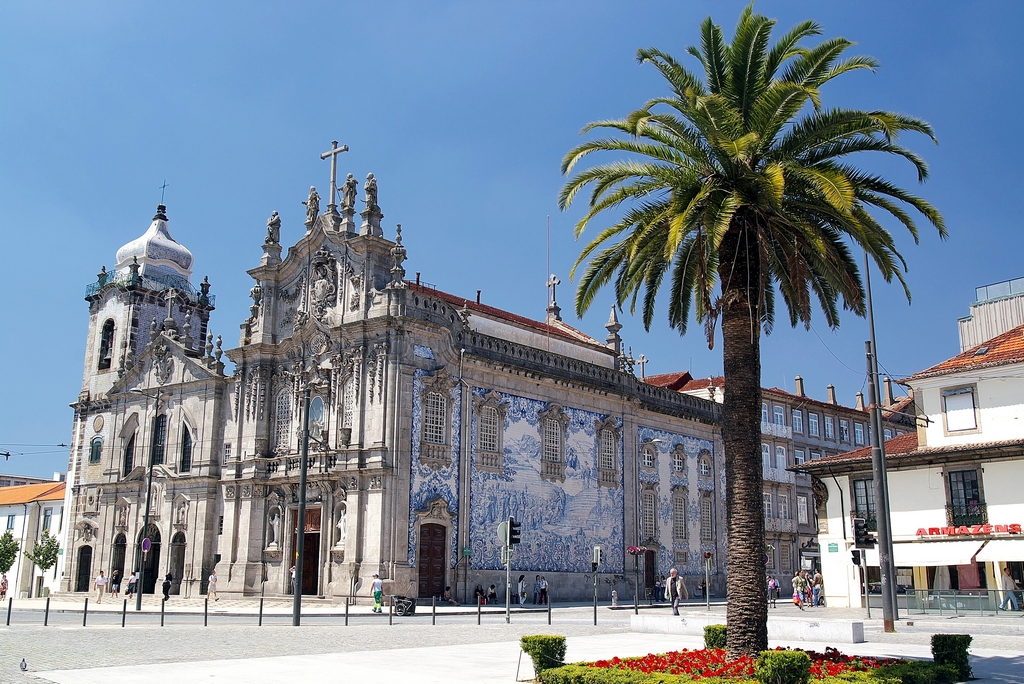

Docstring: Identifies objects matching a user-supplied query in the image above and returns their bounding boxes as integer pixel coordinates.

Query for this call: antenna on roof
[546,215,551,353]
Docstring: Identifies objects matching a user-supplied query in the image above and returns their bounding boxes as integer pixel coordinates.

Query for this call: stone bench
[630,613,864,644]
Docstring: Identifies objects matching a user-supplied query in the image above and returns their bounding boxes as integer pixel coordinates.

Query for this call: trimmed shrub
[930,635,971,682]
[755,650,811,684]
[874,661,958,684]
[537,664,700,683]
[522,635,567,676]
[704,624,728,650]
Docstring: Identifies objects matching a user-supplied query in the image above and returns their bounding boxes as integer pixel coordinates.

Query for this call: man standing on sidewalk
[371,573,383,613]
[666,568,687,615]
[999,567,1020,611]
[94,571,108,604]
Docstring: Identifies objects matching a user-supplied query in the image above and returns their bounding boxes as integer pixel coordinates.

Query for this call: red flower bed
[591,647,906,680]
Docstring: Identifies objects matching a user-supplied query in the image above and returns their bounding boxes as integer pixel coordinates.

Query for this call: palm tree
[559,5,944,657]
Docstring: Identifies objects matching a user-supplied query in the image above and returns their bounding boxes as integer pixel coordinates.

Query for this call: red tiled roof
[407,282,611,353]
[676,375,726,392]
[795,432,1024,472]
[908,323,1024,380]
[798,432,919,468]
[763,386,866,415]
[645,371,694,391]
[0,482,65,506]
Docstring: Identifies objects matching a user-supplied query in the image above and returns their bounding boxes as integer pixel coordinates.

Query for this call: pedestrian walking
[767,575,778,608]
[812,571,823,606]
[109,570,121,598]
[161,573,172,601]
[371,573,383,613]
[533,575,541,604]
[1,573,8,601]
[95,570,108,603]
[125,571,138,599]
[539,576,548,604]
[666,568,688,615]
[517,575,527,607]
[999,567,1020,611]
[804,571,814,607]
[208,569,219,601]
[792,570,806,610]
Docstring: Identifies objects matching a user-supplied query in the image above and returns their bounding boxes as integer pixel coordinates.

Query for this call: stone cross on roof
[320,140,349,215]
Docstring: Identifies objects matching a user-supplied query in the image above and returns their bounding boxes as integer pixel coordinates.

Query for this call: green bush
[521,635,567,676]
[704,624,728,649]
[874,661,957,684]
[536,664,701,683]
[930,635,971,682]
[755,650,811,684]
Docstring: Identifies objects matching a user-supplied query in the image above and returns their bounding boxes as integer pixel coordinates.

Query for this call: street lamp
[130,387,163,612]
[292,385,311,626]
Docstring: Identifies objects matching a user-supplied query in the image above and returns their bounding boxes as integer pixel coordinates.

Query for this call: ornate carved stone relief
[152,340,174,385]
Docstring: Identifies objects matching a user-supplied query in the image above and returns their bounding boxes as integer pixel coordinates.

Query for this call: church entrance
[291,507,321,595]
[111,533,127,583]
[75,546,92,592]
[169,532,186,595]
[138,525,161,594]
[417,523,446,598]
[644,549,657,596]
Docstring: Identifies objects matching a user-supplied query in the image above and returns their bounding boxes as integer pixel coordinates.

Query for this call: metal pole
[83,597,88,626]
[259,597,264,626]
[204,598,208,626]
[505,547,511,624]
[547,595,551,625]
[705,558,711,612]
[292,387,311,627]
[634,557,639,615]
[865,341,896,632]
[861,555,871,619]
[7,597,13,626]
[121,599,127,627]
[344,598,349,626]
[432,595,436,625]
[593,570,598,626]
[44,596,50,626]
[160,597,165,626]
[388,597,393,626]
[477,597,481,625]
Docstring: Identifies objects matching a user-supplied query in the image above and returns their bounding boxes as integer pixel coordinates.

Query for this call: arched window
[479,406,499,453]
[89,437,103,464]
[699,452,712,478]
[97,319,115,370]
[341,379,355,429]
[150,414,167,466]
[641,444,656,469]
[122,433,135,476]
[673,490,688,540]
[671,446,685,472]
[179,425,193,472]
[423,392,447,445]
[309,396,325,441]
[275,392,292,451]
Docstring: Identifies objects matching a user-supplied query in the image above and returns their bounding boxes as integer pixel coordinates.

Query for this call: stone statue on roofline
[342,174,358,212]
[303,186,320,227]
[265,211,281,244]
[364,173,378,211]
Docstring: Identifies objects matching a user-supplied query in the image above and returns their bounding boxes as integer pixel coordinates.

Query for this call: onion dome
[114,205,193,281]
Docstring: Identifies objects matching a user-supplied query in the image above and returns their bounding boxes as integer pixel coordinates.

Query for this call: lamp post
[130,387,163,612]
[292,386,311,626]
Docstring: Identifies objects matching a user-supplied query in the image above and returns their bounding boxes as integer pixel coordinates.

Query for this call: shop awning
[976,539,1024,563]
[892,541,984,567]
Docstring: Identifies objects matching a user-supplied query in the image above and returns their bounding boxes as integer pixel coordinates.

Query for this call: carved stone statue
[336,505,347,548]
[342,174,357,211]
[265,211,281,244]
[303,186,320,226]
[364,173,378,210]
[268,510,281,547]
[175,502,188,525]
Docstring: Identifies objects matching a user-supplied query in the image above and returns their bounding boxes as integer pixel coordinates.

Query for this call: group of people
[93,569,220,603]
[472,583,500,605]
[784,569,824,610]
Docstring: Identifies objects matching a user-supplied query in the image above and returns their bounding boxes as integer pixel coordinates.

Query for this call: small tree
[0,530,18,574]
[24,530,60,573]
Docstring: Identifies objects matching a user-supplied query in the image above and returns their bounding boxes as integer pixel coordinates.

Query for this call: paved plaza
[1,598,1022,683]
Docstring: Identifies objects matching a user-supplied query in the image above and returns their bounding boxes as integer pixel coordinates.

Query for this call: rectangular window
[151,415,167,466]
[180,426,193,473]
[89,437,102,464]
[824,416,835,440]
[778,494,790,520]
[42,508,52,532]
[542,419,562,463]
[853,479,876,519]
[479,407,499,453]
[797,495,809,524]
[854,422,864,445]
[792,409,803,433]
[761,443,771,470]
[794,449,805,465]
[763,492,773,519]
[775,445,787,470]
[883,428,893,441]
[700,499,713,542]
[673,495,687,540]
[223,443,232,465]
[948,470,981,509]
[780,543,792,572]
[218,516,224,535]
[773,406,785,426]
[766,546,776,570]
[810,451,821,460]
[943,388,978,432]
[6,515,14,530]
[761,403,769,423]
[808,413,819,437]
[599,430,616,471]
[840,419,850,442]
[641,491,656,540]
[423,392,447,445]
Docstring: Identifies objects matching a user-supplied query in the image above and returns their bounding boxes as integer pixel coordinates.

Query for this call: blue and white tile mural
[636,426,718,577]
[469,388,625,574]
[407,367,462,569]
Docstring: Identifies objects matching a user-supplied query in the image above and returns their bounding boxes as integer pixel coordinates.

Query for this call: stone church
[62,163,724,602]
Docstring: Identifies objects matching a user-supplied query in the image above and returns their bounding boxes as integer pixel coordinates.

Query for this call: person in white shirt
[999,567,1020,611]
[208,569,219,601]
[94,571,108,603]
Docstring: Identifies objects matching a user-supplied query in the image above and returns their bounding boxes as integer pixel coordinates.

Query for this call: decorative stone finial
[150,318,158,336]
[182,311,193,347]
[389,224,408,288]
[97,266,108,286]
[206,332,214,359]
[129,257,141,285]
[154,204,168,221]
[215,335,223,361]
[199,276,211,306]
[546,274,562,322]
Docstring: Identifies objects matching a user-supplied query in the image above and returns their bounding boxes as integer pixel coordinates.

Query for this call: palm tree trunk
[719,219,768,659]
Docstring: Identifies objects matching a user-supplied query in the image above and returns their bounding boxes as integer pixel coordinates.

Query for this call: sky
[2,1,1023,478]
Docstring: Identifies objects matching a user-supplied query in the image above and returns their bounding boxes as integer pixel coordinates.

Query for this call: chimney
[883,377,895,406]
[794,375,805,397]
[907,387,915,401]
[476,290,481,304]
[415,272,421,286]
[826,384,837,405]
[855,391,864,411]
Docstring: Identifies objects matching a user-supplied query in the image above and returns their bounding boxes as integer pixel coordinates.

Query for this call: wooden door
[418,523,446,598]
[75,546,92,592]
[644,549,656,590]
[291,508,321,595]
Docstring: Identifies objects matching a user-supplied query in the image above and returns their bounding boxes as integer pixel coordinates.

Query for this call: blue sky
[3,1,1022,477]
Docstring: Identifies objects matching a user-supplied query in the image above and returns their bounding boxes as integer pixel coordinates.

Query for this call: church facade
[61,169,725,602]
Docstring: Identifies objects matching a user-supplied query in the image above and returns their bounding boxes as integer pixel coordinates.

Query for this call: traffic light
[853,517,875,549]
[508,516,521,546]
[851,549,862,565]
[593,546,603,565]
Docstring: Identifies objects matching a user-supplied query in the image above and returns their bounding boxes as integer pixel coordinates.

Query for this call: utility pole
[292,387,311,626]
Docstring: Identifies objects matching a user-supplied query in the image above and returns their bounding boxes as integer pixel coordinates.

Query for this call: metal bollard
[547,596,551,625]
[160,598,165,627]
[204,598,208,626]
[477,598,481,625]
[388,597,393,626]
[6,597,12,626]
[259,597,264,626]
[83,597,89,626]
[344,598,349,626]
[121,599,127,627]
[432,595,436,625]
[44,596,50,626]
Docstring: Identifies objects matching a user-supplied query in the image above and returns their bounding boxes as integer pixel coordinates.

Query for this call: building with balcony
[62,178,725,605]
[796,322,1024,608]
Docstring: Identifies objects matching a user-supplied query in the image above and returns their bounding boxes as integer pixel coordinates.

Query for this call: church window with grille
[673,492,688,540]
[700,499,713,541]
[97,319,115,370]
[641,491,656,540]
[423,392,447,445]
[599,430,615,470]
[179,425,193,472]
[274,392,292,451]
[542,419,562,463]
[89,437,103,464]
[479,406,499,453]
[641,444,656,468]
[150,414,167,466]
[671,447,684,472]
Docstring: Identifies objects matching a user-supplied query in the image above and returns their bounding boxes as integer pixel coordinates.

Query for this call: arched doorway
[75,546,93,592]
[417,523,446,598]
[169,532,186,595]
[111,533,127,586]
[290,508,321,595]
[137,525,161,594]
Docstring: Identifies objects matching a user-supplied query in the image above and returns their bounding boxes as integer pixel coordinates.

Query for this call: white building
[797,323,1024,609]
[0,482,66,598]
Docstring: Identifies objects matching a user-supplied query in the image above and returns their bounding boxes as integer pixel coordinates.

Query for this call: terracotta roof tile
[0,482,65,506]
[908,323,1024,380]
[645,371,694,391]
